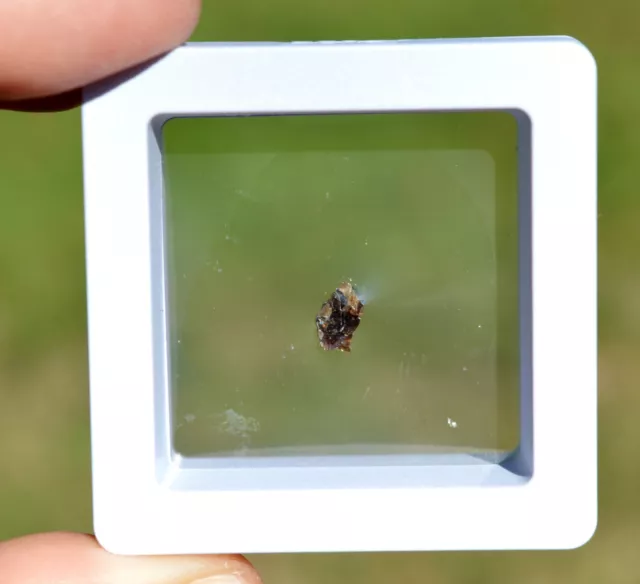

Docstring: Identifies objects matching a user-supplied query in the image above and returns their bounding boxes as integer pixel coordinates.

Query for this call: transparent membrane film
[163,113,519,461]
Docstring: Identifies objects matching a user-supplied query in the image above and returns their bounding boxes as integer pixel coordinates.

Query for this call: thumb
[0,532,263,584]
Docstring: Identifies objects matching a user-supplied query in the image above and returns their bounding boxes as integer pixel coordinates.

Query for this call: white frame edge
[82,36,597,554]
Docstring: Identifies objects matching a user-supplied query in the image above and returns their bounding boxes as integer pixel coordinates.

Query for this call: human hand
[0,532,263,584]
[0,1,263,582]
[0,0,201,110]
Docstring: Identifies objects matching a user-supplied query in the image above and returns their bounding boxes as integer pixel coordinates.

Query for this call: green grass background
[0,0,637,582]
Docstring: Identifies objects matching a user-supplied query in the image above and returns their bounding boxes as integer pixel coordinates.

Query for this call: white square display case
[82,36,597,554]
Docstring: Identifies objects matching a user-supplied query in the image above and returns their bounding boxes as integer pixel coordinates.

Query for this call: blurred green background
[0,0,636,582]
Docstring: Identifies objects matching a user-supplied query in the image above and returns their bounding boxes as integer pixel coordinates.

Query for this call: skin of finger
[0,532,263,584]
[0,88,83,112]
[0,0,201,100]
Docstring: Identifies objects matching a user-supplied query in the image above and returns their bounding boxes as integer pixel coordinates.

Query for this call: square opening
[161,112,521,470]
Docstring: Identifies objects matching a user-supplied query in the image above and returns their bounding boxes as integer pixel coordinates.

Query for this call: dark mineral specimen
[316,281,364,352]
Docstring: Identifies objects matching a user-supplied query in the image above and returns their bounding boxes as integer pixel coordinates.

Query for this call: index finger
[0,0,201,104]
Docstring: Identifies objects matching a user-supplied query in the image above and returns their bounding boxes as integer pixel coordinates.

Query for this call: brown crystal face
[315,282,364,352]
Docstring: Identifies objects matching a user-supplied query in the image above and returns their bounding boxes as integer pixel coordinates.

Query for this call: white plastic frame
[82,36,597,554]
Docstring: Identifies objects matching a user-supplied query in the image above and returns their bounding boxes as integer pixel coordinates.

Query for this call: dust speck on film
[214,409,260,451]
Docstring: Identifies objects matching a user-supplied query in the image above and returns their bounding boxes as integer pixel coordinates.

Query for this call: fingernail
[190,576,243,584]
